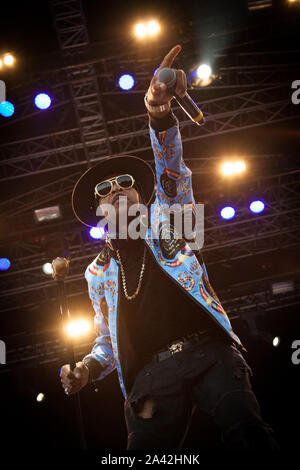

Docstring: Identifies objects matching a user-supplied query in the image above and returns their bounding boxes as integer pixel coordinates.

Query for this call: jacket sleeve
[149,112,197,237]
[82,266,116,382]
[150,114,196,210]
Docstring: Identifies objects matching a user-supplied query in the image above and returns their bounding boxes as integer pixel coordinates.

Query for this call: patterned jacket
[83,117,245,400]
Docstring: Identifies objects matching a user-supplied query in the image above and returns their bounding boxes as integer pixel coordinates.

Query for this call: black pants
[124,334,279,451]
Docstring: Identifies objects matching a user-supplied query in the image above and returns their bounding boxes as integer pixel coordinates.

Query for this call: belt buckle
[168,341,184,355]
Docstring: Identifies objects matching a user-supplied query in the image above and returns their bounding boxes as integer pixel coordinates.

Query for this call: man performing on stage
[60,45,279,451]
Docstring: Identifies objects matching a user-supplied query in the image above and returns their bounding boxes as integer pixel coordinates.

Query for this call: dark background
[0,0,299,459]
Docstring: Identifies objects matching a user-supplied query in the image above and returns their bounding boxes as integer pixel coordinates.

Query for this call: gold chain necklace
[116,246,147,300]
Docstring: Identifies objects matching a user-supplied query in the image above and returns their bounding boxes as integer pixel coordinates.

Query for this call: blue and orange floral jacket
[83,117,244,400]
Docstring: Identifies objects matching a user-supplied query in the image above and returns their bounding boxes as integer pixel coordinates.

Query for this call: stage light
[260,332,281,347]
[89,227,105,239]
[0,59,2,69]
[42,263,53,275]
[220,206,236,220]
[221,160,246,176]
[234,161,246,173]
[34,93,51,110]
[134,20,160,38]
[0,101,14,117]
[271,280,294,295]
[0,258,11,271]
[249,200,265,213]
[36,393,45,402]
[135,23,147,38]
[65,319,92,338]
[34,205,61,222]
[196,64,212,80]
[118,74,135,90]
[248,0,272,10]
[221,162,234,176]
[194,63,214,87]
[147,20,160,36]
[3,53,15,66]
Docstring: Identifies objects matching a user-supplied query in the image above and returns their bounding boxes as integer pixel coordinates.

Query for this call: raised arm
[145,45,197,248]
[145,45,196,210]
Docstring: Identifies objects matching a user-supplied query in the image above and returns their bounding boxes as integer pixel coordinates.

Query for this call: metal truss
[0,11,299,343]
[1,334,94,373]
[2,221,299,314]
[108,85,299,155]
[2,170,300,310]
[0,57,296,128]
[1,19,299,182]
[1,83,299,187]
[223,275,300,318]
[1,50,298,123]
[1,272,299,372]
[3,169,300,261]
[0,152,295,220]
[1,170,81,218]
[49,0,112,168]
[4,25,299,106]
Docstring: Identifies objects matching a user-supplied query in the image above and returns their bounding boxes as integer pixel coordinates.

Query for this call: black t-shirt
[117,239,226,394]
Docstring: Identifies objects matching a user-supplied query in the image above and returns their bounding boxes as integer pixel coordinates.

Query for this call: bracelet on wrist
[144,93,171,115]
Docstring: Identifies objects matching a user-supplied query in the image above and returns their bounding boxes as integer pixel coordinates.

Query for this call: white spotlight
[273,337,280,347]
[3,53,15,66]
[147,20,160,36]
[42,263,53,276]
[221,162,234,176]
[36,393,45,402]
[65,319,92,338]
[196,64,212,80]
[135,23,147,38]
[221,160,246,177]
[234,161,246,173]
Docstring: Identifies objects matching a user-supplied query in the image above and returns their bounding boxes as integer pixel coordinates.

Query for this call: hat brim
[72,155,156,228]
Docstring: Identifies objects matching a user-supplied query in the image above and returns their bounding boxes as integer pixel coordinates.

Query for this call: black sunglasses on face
[94,174,135,198]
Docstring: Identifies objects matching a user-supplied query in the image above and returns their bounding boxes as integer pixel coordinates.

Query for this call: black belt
[153,329,211,363]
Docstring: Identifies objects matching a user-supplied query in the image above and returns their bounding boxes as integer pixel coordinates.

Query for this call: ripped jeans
[124,335,279,451]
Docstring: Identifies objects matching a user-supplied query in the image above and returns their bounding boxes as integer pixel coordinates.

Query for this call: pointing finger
[158,45,182,72]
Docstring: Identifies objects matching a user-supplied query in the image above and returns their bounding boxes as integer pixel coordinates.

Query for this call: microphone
[158,67,205,126]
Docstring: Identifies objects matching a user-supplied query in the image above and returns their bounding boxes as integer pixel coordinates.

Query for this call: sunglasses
[94,174,135,198]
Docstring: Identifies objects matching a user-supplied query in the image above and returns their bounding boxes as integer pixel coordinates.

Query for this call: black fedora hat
[72,155,156,227]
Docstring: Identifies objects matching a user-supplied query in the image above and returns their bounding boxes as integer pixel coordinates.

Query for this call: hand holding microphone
[145,44,205,125]
[158,67,205,126]
[60,362,89,395]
